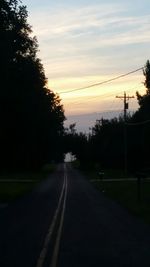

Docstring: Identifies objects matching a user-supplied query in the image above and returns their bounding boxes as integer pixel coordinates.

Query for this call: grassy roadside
[0,164,56,203]
[83,168,150,224]
[84,168,132,180]
[0,181,37,203]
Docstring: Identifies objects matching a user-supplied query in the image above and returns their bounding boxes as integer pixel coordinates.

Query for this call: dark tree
[0,0,65,171]
[89,117,125,169]
[135,60,150,116]
[63,124,89,167]
[129,60,150,170]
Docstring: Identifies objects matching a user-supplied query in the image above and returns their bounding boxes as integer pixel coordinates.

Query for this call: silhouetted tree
[89,117,125,169]
[81,61,150,172]
[129,60,150,170]
[63,124,89,166]
[0,0,65,171]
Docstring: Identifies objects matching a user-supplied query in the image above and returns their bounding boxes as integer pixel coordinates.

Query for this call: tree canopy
[64,60,150,173]
[0,0,65,171]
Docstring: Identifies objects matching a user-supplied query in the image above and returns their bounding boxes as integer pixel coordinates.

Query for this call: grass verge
[92,179,150,224]
[0,164,56,203]
[83,168,150,224]
[84,168,132,180]
[0,181,37,203]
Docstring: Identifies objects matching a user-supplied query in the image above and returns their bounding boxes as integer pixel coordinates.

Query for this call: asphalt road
[0,163,150,267]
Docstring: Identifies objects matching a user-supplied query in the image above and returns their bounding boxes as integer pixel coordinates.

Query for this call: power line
[62,83,144,106]
[59,67,143,95]
[126,119,150,126]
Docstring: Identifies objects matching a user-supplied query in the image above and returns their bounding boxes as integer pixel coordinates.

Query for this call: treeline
[0,0,65,171]
[64,61,150,173]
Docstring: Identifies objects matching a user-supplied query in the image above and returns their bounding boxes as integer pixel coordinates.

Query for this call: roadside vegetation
[0,0,64,202]
[0,181,37,203]
[0,163,56,203]
[92,178,150,224]
[65,60,150,224]
[64,60,150,175]
[0,0,65,173]
[73,164,150,224]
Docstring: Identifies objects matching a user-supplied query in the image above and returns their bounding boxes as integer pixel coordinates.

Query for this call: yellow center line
[36,164,66,267]
[50,171,68,267]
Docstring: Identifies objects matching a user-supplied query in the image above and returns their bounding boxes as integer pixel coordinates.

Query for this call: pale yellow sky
[50,73,145,116]
[23,0,149,118]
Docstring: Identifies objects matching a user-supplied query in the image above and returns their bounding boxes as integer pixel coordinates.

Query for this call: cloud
[24,1,149,116]
[29,4,122,35]
[29,4,150,44]
[28,4,150,79]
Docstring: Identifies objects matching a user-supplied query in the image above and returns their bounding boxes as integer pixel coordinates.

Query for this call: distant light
[64,152,76,162]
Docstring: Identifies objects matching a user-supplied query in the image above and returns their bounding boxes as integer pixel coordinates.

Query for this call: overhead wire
[63,82,145,107]
[126,120,150,126]
[59,67,143,95]
[62,79,145,108]
[62,70,145,120]
[91,83,145,119]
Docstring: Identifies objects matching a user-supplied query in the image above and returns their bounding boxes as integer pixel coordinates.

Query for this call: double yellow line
[36,164,68,267]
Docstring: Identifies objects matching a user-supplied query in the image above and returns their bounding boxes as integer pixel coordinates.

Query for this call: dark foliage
[130,60,150,170]
[0,0,65,171]
[89,118,125,169]
[64,60,150,173]
[63,124,89,166]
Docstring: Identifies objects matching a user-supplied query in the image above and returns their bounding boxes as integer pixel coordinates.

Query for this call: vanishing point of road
[0,163,150,267]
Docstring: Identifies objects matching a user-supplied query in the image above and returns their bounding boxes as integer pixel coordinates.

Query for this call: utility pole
[116,92,134,121]
[116,92,134,173]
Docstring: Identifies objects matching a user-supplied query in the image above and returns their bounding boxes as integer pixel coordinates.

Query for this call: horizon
[65,108,136,133]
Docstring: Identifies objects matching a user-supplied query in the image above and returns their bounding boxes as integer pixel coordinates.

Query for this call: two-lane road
[0,163,150,266]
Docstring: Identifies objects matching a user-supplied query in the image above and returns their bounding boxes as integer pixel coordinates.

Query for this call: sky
[23,0,150,130]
